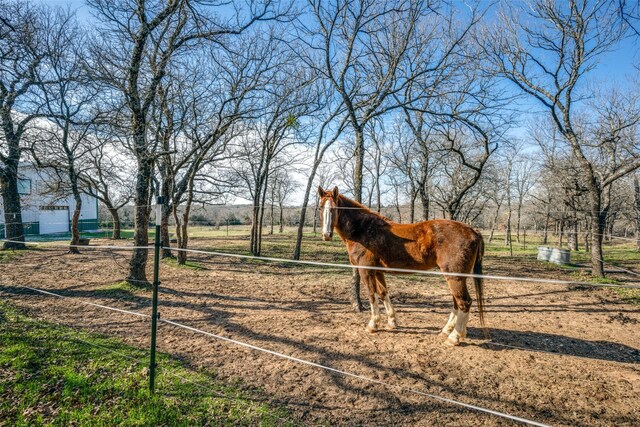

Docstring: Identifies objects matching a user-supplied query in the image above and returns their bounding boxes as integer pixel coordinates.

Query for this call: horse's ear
[332,186,339,198]
[317,186,325,197]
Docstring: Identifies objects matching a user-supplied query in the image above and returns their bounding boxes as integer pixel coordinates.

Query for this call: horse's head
[318,186,339,241]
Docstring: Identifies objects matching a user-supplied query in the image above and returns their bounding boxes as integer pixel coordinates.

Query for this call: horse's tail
[474,235,489,338]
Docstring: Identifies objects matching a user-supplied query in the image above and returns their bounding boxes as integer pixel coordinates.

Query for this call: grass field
[0,302,296,426]
[15,223,640,278]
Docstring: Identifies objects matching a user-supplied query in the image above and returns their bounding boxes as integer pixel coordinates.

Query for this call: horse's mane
[337,194,391,223]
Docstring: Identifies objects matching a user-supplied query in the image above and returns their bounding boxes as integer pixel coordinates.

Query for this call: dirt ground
[1,239,639,426]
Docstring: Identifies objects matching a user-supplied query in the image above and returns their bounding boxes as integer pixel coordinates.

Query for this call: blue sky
[42,0,638,87]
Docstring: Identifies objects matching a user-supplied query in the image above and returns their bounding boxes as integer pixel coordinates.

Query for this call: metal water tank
[537,246,552,261]
[549,248,570,265]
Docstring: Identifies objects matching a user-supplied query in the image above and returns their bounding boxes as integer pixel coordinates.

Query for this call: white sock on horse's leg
[447,310,469,346]
[441,310,457,336]
[383,294,397,328]
[366,295,380,332]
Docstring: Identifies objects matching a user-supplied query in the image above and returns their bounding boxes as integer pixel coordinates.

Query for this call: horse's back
[384,219,482,272]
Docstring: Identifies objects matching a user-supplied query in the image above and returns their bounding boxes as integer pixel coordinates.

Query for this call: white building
[0,163,99,237]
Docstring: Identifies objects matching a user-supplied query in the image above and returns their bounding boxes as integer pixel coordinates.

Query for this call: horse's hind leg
[360,269,380,333]
[439,297,458,337]
[375,272,397,329]
[444,276,472,346]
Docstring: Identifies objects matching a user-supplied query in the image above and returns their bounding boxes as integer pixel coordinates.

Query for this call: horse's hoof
[386,321,397,330]
[445,337,461,346]
[366,325,377,333]
[439,331,451,338]
[445,330,462,346]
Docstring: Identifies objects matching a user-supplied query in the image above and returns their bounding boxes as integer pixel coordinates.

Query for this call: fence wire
[163,246,640,290]
[0,284,550,427]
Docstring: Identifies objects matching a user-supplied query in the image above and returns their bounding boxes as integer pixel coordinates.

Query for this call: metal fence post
[149,196,164,393]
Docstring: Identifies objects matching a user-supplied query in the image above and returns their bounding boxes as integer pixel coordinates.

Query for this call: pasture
[1,228,639,425]
[0,302,294,426]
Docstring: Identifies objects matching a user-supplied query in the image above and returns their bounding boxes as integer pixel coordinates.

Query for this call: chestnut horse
[318,186,487,346]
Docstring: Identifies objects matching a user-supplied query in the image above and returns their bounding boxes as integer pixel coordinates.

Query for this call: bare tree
[430,119,500,221]
[80,138,133,239]
[291,91,347,260]
[165,29,282,265]
[267,167,296,234]
[230,64,317,256]
[365,121,391,211]
[619,0,640,35]
[396,4,489,221]
[384,117,424,222]
[487,0,640,276]
[32,8,95,253]
[482,164,506,242]
[302,0,428,310]
[512,153,538,242]
[0,1,70,249]
[87,0,284,284]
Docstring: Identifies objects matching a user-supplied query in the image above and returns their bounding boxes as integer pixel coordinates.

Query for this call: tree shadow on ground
[3,283,639,426]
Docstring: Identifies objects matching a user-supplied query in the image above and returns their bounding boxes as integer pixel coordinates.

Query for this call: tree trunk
[584,217,591,253]
[409,189,416,223]
[177,206,190,265]
[591,219,605,276]
[250,203,260,255]
[375,154,381,213]
[108,207,122,239]
[606,213,616,243]
[588,188,605,277]
[257,179,269,256]
[175,171,197,266]
[159,169,172,258]
[313,195,318,234]
[569,219,578,251]
[293,171,318,259]
[278,203,284,233]
[269,199,274,235]
[542,210,550,245]
[419,187,429,221]
[515,204,522,243]
[488,204,501,243]
[504,209,512,247]
[351,128,365,311]
[445,203,457,220]
[160,203,172,258]
[1,161,26,249]
[394,189,402,223]
[250,176,262,256]
[69,192,82,254]
[127,154,152,285]
[0,174,26,249]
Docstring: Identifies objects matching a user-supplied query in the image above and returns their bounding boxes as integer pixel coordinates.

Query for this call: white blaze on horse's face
[322,199,334,241]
